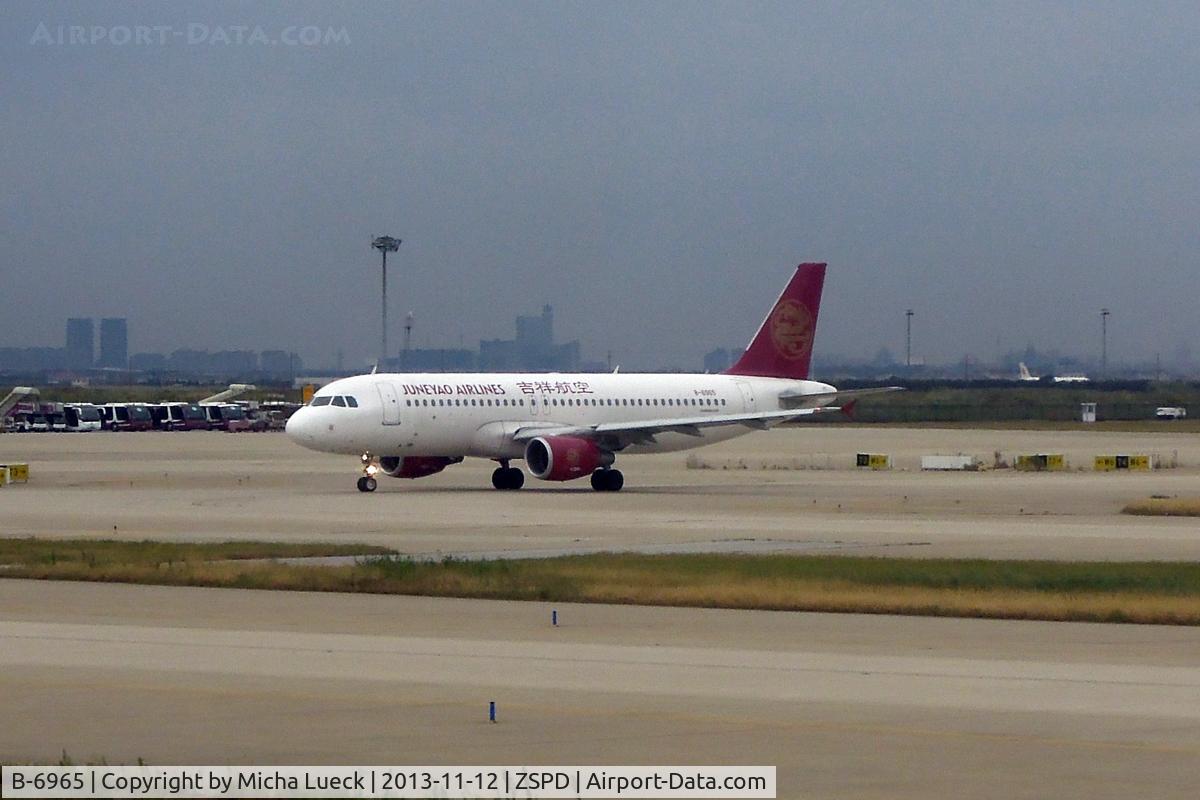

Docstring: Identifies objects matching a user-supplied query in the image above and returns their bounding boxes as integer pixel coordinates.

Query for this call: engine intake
[378,455,462,479]
[524,436,613,481]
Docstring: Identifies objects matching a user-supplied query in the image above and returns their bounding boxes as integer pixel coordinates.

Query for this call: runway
[2,427,1199,560]
[1,580,1198,798]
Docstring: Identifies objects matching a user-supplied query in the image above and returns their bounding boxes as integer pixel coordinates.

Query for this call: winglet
[724,263,826,380]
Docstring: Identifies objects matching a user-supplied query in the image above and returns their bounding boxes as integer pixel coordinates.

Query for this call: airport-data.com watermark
[30,22,350,47]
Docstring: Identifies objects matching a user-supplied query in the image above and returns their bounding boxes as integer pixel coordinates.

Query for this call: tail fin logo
[770,299,814,361]
[724,261,825,380]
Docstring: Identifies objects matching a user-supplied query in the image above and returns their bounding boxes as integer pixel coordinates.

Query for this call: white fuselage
[286,372,835,460]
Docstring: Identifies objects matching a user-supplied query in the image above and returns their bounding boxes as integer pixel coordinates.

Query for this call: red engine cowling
[378,456,462,479]
[524,436,613,481]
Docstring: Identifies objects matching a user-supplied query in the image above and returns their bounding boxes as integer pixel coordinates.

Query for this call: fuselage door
[735,380,756,413]
[375,382,402,426]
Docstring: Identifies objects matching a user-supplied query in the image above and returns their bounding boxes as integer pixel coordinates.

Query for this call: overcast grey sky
[3,1,1198,371]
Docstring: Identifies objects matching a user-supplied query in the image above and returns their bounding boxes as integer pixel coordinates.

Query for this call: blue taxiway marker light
[489,701,496,723]
[552,609,558,626]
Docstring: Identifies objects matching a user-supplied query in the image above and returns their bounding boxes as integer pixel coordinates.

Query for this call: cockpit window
[345,396,358,408]
[311,396,332,406]
[332,396,346,407]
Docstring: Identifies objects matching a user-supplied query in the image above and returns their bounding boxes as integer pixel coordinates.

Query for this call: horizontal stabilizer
[777,385,903,409]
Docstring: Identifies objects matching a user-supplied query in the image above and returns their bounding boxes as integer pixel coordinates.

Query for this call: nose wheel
[357,452,378,492]
[590,468,624,492]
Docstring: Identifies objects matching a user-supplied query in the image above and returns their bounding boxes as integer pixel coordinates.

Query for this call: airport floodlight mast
[905,309,914,369]
[403,311,414,371]
[1101,307,1110,375]
[371,236,401,368]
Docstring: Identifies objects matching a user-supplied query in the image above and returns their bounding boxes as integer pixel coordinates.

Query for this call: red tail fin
[724,263,825,380]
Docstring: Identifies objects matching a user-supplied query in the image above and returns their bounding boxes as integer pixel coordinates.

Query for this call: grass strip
[2,540,1199,625]
[0,538,392,568]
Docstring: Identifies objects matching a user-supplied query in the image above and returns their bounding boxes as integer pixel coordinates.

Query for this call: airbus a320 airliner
[286,263,896,492]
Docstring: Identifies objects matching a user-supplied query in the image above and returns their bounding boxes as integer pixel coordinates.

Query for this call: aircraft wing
[510,386,901,449]
[511,407,839,450]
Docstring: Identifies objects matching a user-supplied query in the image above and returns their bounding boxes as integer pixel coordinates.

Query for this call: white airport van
[63,404,103,432]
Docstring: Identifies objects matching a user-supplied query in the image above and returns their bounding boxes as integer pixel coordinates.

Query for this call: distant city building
[391,348,477,372]
[122,349,299,379]
[211,350,258,375]
[168,349,210,374]
[129,352,167,372]
[478,338,518,371]
[98,318,128,369]
[260,350,302,377]
[479,305,581,372]
[162,349,255,375]
[0,347,66,372]
[703,347,735,373]
[65,318,94,370]
[516,305,554,355]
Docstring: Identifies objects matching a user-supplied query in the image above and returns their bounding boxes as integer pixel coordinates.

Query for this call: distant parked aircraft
[1017,362,1089,383]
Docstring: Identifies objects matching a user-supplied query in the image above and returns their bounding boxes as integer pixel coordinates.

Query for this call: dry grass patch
[4,541,1200,625]
[1123,497,1200,517]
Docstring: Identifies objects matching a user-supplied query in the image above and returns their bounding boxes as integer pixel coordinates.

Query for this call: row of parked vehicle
[6,401,273,433]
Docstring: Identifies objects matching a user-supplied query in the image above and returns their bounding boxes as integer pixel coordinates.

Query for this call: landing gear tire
[591,468,624,492]
[507,468,525,490]
[357,476,377,493]
[492,467,525,490]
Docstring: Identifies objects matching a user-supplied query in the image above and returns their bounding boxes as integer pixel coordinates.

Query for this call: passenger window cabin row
[402,397,728,409]
[312,393,730,411]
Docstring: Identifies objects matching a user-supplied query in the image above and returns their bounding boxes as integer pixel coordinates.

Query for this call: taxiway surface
[2,427,1198,560]
[1,580,1197,799]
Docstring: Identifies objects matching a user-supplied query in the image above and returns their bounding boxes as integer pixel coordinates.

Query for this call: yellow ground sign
[0,463,29,484]
[855,453,890,470]
[1014,454,1065,472]
[1095,455,1152,471]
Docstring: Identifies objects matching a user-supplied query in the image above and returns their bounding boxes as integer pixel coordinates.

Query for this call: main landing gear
[492,462,525,491]
[590,468,624,492]
[357,452,378,492]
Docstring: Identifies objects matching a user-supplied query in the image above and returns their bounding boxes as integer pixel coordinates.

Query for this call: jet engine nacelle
[378,455,463,479]
[524,436,613,481]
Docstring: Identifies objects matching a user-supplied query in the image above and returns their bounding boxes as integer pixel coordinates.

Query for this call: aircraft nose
[285,407,315,445]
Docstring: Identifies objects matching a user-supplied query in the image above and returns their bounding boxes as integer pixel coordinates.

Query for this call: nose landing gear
[358,452,379,492]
